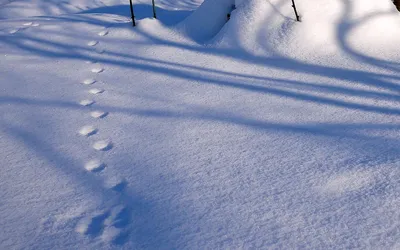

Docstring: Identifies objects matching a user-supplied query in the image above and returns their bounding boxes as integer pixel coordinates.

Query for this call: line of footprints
[79,30,110,172]
[9,20,130,245]
[77,29,131,245]
[9,21,40,34]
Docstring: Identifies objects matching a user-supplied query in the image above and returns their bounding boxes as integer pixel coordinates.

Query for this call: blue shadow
[80,4,192,25]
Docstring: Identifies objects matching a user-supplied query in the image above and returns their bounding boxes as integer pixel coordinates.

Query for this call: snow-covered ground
[1,0,400,249]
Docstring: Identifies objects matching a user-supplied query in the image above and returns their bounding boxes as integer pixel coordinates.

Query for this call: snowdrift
[177,0,235,42]
[1,0,400,249]
[179,0,400,59]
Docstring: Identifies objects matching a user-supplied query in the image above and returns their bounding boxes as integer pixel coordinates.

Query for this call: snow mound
[179,0,400,59]
[177,0,235,42]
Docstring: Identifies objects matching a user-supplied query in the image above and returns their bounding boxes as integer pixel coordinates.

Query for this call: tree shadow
[336,0,400,72]
[0,120,181,249]
[1,0,400,247]
[80,4,193,25]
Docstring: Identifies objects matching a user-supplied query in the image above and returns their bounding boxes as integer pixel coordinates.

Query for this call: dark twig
[129,0,136,26]
[291,0,300,22]
[152,0,157,18]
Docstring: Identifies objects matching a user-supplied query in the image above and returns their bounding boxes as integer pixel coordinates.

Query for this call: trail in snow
[82,78,96,85]
[79,125,97,136]
[79,99,95,106]
[98,30,108,36]
[87,40,99,46]
[91,110,108,118]
[84,159,105,172]
[95,48,105,54]
[92,140,113,151]
[8,21,39,34]
[75,24,132,245]
[8,28,18,33]
[1,0,400,249]
[91,66,104,73]
[76,204,131,244]
[89,88,105,94]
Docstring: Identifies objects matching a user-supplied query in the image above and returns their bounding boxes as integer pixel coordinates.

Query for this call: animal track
[91,67,104,73]
[88,40,99,46]
[22,22,39,27]
[101,226,124,243]
[82,78,96,85]
[79,125,97,136]
[77,205,131,244]
[98,30,109,36]
[91,110,108,119]
[84,160,106,172]
[76,210,109,236]
[105,177,127,192]
[79,99,95,106]
[93,140,113,151]
[76,27,127,244]
[105,205,130,228]
[95,48,105,54]
[9,28,19,34]
[89,88,104,94]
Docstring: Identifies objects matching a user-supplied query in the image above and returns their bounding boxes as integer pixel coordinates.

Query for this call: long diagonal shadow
[0,121,180,248]
[337,0,400,72]
[2,1,400,247]
[1,11,399,96]
[1,96,399,141]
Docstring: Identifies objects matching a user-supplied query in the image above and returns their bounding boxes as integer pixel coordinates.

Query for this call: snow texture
[93,140,113,151]
[84,160,105,172]
[88,88,104,94]
[90,110,108,119]
[1,0,400,249]
[79,99,95,106]
[79,125,97,136]
[82,79,96,85]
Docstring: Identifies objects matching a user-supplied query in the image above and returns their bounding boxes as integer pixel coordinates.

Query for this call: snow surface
[1,0,400,249]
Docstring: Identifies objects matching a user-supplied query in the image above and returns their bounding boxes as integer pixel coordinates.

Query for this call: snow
[79,125,97,136]
[1,0,400,249]
[82,78,97,85]
[79,99,95,106]
[93,140,113,151]
[91,66,105,73]
[84,160,106,172]
[88,40,99,47]
[89,88,105,94]
[91,110,108,119]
